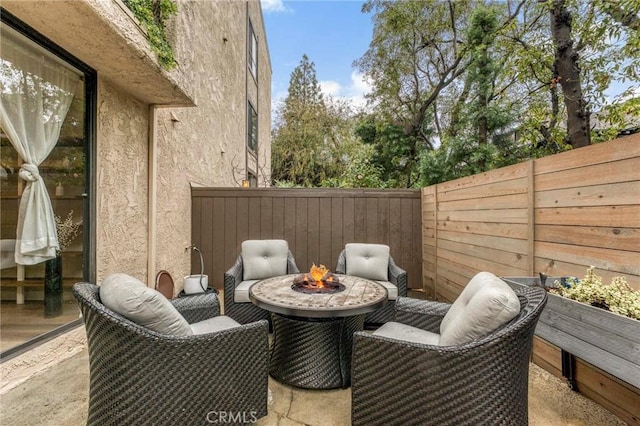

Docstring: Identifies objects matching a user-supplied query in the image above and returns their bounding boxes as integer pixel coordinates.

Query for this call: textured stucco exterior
[95,80,150,280]
[155,0,272,287]
[3,0,272,290]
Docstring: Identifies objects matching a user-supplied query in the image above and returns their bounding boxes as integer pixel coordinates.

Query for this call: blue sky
[261,0,374,109]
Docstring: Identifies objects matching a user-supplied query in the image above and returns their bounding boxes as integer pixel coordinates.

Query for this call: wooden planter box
[503,277,640,389]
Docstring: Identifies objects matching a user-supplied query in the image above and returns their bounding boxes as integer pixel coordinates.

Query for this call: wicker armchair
[335,245,407,325]
[73,282,269,426]
[224,242,299,324]
[351,285,547,426]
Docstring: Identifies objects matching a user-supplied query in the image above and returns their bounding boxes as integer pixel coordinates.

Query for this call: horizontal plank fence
[422,134,640,424]
[192,188,422,290]
[423,134,640,300]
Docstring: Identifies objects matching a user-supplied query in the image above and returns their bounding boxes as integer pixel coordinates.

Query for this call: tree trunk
[550,0,590,148]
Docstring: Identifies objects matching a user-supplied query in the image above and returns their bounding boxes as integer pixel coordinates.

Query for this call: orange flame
[310,263,329,282]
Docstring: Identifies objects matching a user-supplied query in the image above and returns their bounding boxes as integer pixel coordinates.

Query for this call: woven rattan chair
[351,285,547,426]
[335,244,407,326]
[224,240,300,324]
[73,282,269,426]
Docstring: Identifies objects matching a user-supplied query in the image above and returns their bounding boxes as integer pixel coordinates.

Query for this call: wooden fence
[422,134,640,300]
[422,134,640,424]
[192,188,422,290]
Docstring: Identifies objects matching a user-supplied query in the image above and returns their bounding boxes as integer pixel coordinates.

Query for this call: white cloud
[319,72,372,110]
[261,0,289,13]
[346,71,372,109]
[319,80,342,97]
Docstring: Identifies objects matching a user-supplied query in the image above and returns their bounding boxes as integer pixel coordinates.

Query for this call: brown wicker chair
[224,241,299,324]
[73,282,269,426]
[351,285,547,426]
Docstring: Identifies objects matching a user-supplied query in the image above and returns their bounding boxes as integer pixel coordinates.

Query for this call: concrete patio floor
[0,327,625,426]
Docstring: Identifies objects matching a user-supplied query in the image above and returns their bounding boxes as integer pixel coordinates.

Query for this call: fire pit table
[249,274,387,389]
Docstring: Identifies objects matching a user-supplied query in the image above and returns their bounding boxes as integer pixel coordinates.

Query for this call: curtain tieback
[19,163,40,182]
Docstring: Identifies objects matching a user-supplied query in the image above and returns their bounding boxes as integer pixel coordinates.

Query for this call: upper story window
[248,172,257,187]
[248,101,257,152]
[248,21,257,79]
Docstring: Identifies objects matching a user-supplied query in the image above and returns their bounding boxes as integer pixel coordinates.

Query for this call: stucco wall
[153,0,273,289]
[94,1,272,287]
[96,80,149,281]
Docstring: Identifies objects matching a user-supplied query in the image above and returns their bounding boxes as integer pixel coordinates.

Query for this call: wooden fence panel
[421,135,640,422]
[432,162,531,300]
[422,135,640,302]
[192,188,422,290]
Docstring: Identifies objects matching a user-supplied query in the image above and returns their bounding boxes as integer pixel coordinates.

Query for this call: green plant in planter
[123,0,178,70]
[552,267,640,320]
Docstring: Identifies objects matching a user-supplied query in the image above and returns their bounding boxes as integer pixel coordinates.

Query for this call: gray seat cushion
[439,272,520,346]
[234,279,259,303]
[190,315,241,335]
[373,272,520,346]
[374,321,440,346]
[100,273,193,336]
[345,243,390,281]
[242,240,289,280]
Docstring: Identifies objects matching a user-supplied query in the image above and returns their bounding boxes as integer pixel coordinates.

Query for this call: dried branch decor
[55,211,82,254]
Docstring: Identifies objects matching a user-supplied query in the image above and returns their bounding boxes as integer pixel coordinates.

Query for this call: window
[248,172,257,187]
[248,21,257,79]
[248,101,257,152]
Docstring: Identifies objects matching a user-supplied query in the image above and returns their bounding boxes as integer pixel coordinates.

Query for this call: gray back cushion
[100,273,193,336]
[439,271,520,346]
[345,243,390,281]
[241,240,289,280]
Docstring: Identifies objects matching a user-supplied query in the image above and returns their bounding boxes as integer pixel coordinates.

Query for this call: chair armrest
[172,292,220,324]
[388,256,407,297]
[393,297,450,333]
[286,250,301,274]
[224,255,243,308]
[335,250,346,274]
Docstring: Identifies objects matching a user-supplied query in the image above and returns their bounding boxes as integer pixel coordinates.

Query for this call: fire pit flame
[292,264,345,294]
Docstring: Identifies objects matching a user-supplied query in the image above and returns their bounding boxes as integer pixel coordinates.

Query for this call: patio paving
[0,328,625,426]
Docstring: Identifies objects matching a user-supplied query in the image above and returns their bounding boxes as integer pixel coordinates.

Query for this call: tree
[358,1,531,186]
[271,55,328,187]
[550,0,591,148]
[467,6,501,146]
[358,0,639,189]
[511,0,640,148]
[271,55,377,188]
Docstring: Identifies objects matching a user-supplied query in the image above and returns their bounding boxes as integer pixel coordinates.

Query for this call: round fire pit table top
[249,274,387,318]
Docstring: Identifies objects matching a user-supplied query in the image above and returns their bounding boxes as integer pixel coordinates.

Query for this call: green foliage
[418,136,501,186]
[354,0,639,188]
[271,55,324,186]
[552,267,640,320]
[123,0,178,69]
[320,143,387,188]
[355,116,424,187]
[271,55,377,188]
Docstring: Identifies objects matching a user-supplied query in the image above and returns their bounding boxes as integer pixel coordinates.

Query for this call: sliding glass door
[0,14,95,356]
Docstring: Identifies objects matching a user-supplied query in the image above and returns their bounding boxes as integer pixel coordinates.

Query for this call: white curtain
[0,27,80,265]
